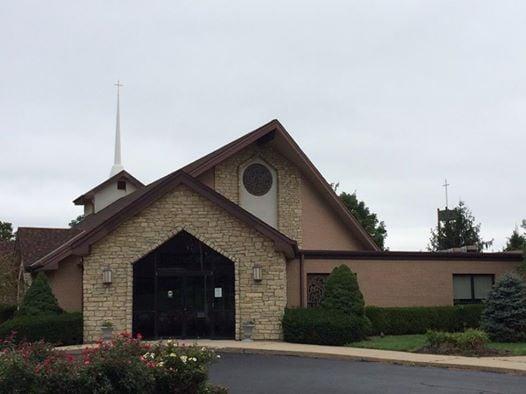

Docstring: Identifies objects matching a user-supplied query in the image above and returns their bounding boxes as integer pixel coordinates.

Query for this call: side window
[453,274,494,304]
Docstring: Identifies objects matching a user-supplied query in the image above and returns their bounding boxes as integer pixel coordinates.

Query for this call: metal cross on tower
[443,178,450,209]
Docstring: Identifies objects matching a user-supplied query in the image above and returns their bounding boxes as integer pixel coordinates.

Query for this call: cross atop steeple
[110,80,125,177]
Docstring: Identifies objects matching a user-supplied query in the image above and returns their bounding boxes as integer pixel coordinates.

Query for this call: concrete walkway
[57,340,526,375]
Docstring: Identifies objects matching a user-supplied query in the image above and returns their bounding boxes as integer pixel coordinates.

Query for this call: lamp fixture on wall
[102,267,112,284]
[253,263,262,282]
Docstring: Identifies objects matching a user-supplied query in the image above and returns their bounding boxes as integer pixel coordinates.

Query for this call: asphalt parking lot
[209,353,526,394]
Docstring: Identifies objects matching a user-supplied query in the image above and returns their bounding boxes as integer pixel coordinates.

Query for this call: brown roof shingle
[17,227,81,267]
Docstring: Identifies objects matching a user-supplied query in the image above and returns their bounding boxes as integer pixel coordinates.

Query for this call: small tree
[505,221,526,251]
[481,273,526,342]
[321,265,365,317]
[0,222,14,241]
[429,200,493,251]
[69,215,85,227]
[17,272,62,317]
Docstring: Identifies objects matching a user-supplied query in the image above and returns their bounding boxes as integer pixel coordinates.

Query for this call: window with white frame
[453,274,494,304]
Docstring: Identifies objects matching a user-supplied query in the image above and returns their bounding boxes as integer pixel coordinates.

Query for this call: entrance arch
[132,231,235,339]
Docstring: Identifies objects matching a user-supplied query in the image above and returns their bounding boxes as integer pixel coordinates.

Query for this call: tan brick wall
[287,258,519,307]
[215,144,302,245]
[83,185,287,342]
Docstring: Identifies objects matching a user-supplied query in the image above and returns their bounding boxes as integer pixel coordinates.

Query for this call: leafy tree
[428,200,493,251]
[321,265,366,317]
[17,272,62,317]
[338,191,387,250]
[505,228,526,251]
[0,221,14,241]
[69,215,85,227]
[481,273,526,342]
[505,221,526,251]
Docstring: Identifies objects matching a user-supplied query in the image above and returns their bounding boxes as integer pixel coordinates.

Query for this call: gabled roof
[183,119,380,250]
[73,170,144,205]
[29,171,298,271]
[16,227,81,267]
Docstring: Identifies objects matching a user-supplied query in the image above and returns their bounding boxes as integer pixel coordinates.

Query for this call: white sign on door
[214,287,222,298]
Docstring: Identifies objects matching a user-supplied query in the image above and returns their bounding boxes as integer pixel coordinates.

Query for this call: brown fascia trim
[183,119,380,251]
[301,249,524,262]
[30,172,298,271]
[73,170,145,205]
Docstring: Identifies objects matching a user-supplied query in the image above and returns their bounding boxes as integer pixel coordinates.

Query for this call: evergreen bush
[282,308,370,345]
[321,265,366,317]
[17,273,62,317]
[365,305,484,335]
[0,304,16,324]
[481,273,526,342]
[0,313,82,345]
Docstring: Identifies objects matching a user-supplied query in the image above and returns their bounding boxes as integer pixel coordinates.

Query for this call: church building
[15,92,521,342]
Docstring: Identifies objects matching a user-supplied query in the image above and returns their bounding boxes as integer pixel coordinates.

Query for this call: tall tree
[0,221,14,241]
[504,221,526,251]
[428,200,492,251]
[337,190,387,250]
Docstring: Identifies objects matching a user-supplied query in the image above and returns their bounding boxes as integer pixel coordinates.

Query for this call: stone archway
[132,230,235,339]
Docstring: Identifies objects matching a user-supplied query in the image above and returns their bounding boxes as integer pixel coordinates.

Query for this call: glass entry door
[133,231,235,340]
[157,274,208,338]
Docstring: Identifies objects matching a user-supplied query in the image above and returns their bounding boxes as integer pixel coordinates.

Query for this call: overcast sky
[1,1,525,251]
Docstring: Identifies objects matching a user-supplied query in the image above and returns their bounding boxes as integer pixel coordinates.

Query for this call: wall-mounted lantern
[253,263,263,282]
[102,267,112,285]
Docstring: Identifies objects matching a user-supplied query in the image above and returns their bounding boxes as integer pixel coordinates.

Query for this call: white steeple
[110,80,125,177]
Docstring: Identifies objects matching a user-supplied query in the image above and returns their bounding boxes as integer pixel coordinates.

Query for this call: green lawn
[348,335,427,352]
[347,335,526,356]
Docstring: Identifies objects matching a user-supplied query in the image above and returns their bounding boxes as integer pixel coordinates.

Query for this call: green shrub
[0,312,82,345]
[17,273,62,317]
[482,273,526,342]
[282,308,370,345]
[425,329,489,355]
[321,265,365,316]
[365,305,484,335]
[0,305,16,324]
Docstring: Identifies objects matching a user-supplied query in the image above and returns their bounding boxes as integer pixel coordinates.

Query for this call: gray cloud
[1,0,524,250]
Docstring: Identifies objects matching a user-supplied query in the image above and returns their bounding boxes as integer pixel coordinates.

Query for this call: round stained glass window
[242,163,273,196]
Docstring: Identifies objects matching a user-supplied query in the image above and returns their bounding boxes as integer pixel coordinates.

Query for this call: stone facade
[83,185,287,342]
[215,144,303,246]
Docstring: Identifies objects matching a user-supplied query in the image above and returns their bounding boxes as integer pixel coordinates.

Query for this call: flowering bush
[0,332,224,393]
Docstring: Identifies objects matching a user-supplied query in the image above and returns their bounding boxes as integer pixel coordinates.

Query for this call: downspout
[299,252,305,308]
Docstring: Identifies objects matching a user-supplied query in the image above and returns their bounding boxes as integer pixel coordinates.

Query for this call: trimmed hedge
[0,305,16,324]
[365,305,484,335]
[282,308,371,346]
[0,312,82,345]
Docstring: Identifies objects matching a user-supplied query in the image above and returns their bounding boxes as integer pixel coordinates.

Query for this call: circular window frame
[242,163,273,196]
